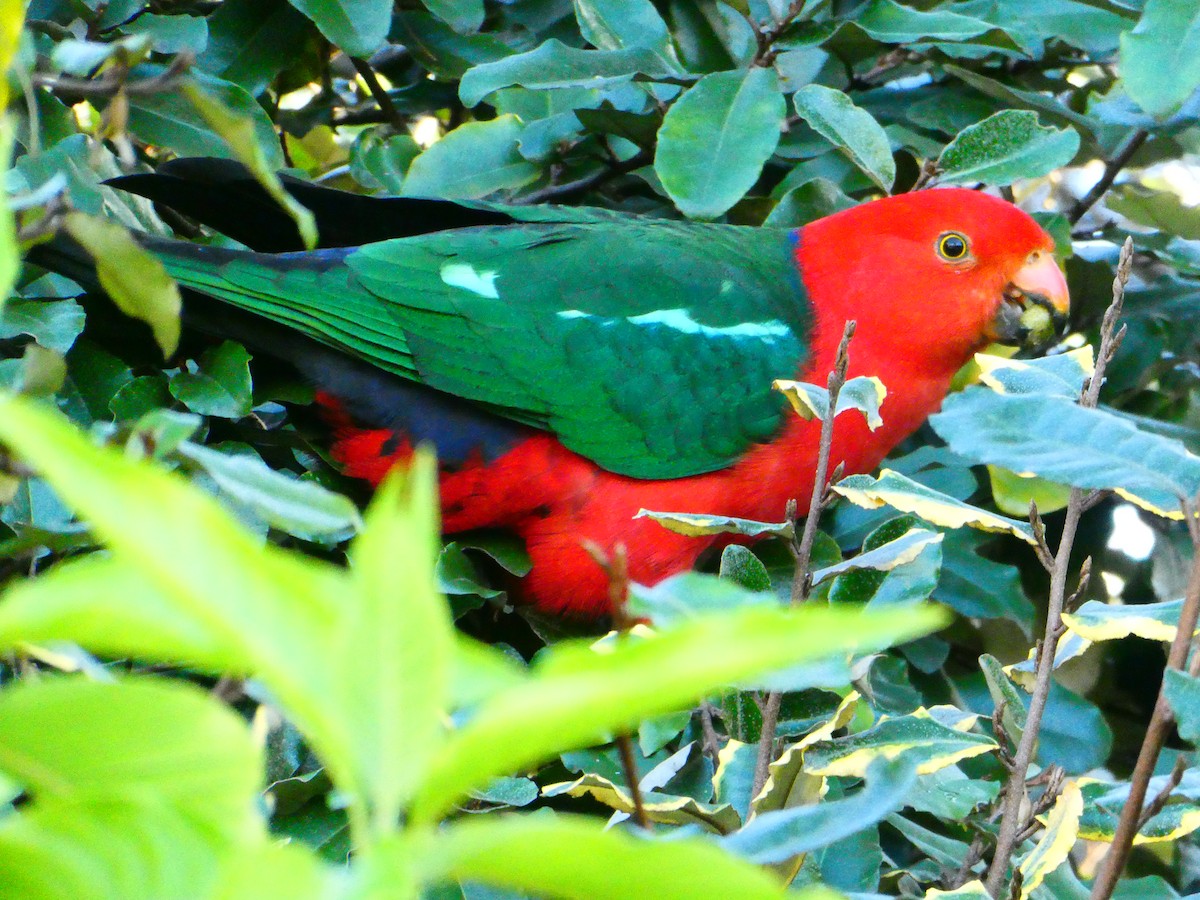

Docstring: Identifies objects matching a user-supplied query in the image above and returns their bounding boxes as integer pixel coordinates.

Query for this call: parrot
[43,159,1070,620]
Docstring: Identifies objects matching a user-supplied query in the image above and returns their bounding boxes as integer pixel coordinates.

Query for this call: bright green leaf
[410,603,947,822]
[0,677,261,840]
[62,212,181,356]
[427,813,791,899]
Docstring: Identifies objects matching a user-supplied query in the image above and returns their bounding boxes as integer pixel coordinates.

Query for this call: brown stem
[750,321,857,799]
[616,732,651,830]
[350,57,405,132]
[985,238,1133,898]
[1067,130,1148,225]
[1088,500,1200,899]
[517,151,652,205]
[32,52,192,101]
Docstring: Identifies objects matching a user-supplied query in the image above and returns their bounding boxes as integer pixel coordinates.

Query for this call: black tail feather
[106,157,518,252]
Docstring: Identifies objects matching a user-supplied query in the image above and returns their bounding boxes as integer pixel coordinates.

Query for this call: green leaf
[626,572,772,626]
[1164,669,1200,744]
[0,677,261,840]
[403,116,540,199]
[176,442,361,541]
[937,110,1079,186]
[199,0,313,95]
[574,0,679,68]
[827,517,942,610]
[285,0,389,57]
[975,348,1095,400]
[410,602,947,822]
[655,67,784,219]
[980,653,1026,748]
[812,529,943,586]
[0,796,228,900]
[1108,183,1200,239]
[0,298,85,354]
[803,711,997,777]
[128,70,284,171]
[851,0,994,43]
[428,813,791,899]
[180,82,317,250]
[987,466,1073,517]
[62,212,181,357]
[1077,779,1200,843]
[792,85,894,193]
[906,765,999,819]
[723,757,917,863]
[720,545,772,592]
[774,375,886,430]
[1020,781,1083,897]
[168,340,253,418]
[1062,598,1187,643]
[938,529,1034,629]
[351,128,421,193]
[931,388,1200,519]
[542,773,741,832]
[342,454,453,835]
[421,0,484,33]
[832,469,1036,543]
[459,40,679,107]
[1120,0,1200,118]
[635,509,793,539]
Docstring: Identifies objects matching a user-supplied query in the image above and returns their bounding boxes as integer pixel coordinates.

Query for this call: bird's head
[797,188,1070,374]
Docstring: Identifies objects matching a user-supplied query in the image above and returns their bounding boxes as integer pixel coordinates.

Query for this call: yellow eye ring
[937,232,969,261]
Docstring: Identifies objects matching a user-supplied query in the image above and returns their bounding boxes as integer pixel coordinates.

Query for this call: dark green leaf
[403,116,540,198]
[655,67,784,219]
[793,85,894,193]
[937,110,1079,186]
[1120,0,1200,118]
[168,340,252,418]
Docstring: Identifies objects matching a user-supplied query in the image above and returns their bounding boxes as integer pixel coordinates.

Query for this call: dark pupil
[943,236,965,257]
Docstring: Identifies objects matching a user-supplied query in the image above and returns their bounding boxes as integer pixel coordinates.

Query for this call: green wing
[153,218,812,479]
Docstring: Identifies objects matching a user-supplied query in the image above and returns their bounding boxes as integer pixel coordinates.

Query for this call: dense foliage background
[0,0,1199,897]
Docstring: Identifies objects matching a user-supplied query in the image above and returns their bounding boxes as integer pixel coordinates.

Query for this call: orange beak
[989,250,1071,345]
[1012,250,1070,320]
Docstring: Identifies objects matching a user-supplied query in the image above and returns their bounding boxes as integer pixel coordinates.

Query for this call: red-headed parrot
[51,161,1070,619]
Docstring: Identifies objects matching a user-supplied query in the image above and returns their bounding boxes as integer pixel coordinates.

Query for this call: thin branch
[517,150,652,205]
[349,57,404,132]
[985,238,1134,898]
[1088,494,1200,899]
[32,51,192,101]
[582,543,650,830]
[616,733,651,830]
[751,321,857,799]
[1067,130,1149,225]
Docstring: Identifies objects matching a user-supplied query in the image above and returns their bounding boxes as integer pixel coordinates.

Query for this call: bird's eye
[937,232,969,261]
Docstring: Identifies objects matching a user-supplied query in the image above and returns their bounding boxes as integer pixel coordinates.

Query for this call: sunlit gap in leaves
[1107,503,1156,562]
[412,115,442,149]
